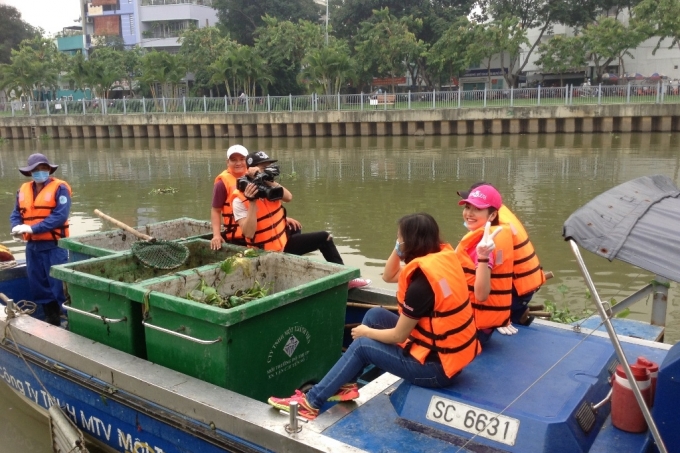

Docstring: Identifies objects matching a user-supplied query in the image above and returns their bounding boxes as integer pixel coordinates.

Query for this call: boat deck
[322,320,669,453]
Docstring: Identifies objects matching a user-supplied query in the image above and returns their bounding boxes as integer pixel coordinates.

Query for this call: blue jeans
[306,307,457,409]
[510,288,536,324]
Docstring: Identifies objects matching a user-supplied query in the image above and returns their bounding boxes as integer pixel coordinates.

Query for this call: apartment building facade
[81,0,218,53]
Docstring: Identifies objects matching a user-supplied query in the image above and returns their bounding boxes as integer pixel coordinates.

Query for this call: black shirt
[401,268,435,319]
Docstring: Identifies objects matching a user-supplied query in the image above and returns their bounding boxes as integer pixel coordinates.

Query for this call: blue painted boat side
[0,345,272,453]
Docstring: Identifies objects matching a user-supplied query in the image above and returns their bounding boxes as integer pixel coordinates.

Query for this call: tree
[477,0,612,87]
[535,35,586,85]
[87,47,126,99]
[213,0,320,45]
[0,36,62,101]
[466,22,503,88]
[179,26,229,96]
[0,5,40,65]
[254,16,325,95]
[207,43,242,99]
[428,17,478,88]
[298,40,354,95]
[580,17,646,82]
[634,0,680,53]
[64,51,91,94]
[332,0,476,46]
[354,8,425,91]
[122,47,145,97]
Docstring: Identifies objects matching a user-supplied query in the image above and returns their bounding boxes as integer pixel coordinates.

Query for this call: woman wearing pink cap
[455,185,516,343]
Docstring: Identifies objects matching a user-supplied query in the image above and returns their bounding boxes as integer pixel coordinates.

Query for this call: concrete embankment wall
[2,104,679,140]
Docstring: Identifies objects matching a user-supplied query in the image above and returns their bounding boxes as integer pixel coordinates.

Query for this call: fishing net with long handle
[130,239,190,270]
[94,209,189,270]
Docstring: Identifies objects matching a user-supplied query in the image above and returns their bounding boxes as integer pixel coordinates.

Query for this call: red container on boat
[611,364,651,433]
[636,356,659,405]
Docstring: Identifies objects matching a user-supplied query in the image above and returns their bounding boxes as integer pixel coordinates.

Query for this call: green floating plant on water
[149,187,178,195]
[186,250,268,309]
[544,289,629,325]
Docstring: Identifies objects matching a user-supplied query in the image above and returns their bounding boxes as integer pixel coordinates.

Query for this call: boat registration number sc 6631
[426,396,520,446]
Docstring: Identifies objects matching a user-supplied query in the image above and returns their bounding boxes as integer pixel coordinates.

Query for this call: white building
[82,0,218,53]
[460,10,680,89]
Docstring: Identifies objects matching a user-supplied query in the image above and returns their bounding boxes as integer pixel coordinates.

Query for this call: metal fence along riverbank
[3,84,680,139]
[3,83,679,118]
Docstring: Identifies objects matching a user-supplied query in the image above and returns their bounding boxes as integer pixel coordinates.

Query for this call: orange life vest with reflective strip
[233,192,288,252]
[18,178,71,242]
[499,205,546,296]
[396,244,481,378]
[455,226,514,330]
[215,170,244,242]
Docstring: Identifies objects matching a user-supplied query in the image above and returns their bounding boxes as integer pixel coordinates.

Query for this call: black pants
[283,231,343,265]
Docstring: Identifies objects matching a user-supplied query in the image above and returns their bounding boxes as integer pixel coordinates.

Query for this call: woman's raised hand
[476,221,502,259]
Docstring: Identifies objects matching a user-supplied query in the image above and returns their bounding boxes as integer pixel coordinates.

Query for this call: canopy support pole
[569,240,667,453]
[651,276,669,329]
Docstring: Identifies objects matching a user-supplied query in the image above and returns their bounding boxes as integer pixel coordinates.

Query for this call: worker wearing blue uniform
[10,154,71,326]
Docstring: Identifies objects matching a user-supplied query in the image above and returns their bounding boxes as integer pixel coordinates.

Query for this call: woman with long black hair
[268,213,480,420]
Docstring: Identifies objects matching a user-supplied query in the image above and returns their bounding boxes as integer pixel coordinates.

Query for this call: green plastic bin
[59,217,212,262]
[50,240,246,358]
[128,253,359,403]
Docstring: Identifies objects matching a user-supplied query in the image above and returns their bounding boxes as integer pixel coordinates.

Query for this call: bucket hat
[19,153,58,177]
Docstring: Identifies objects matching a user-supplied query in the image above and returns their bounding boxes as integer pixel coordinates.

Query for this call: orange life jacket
[18,178,71,242]
[396,244,481,378]
[455,226,514,330]
[215,170,244,242]
[499,205,546,295]
[232,191,288,252]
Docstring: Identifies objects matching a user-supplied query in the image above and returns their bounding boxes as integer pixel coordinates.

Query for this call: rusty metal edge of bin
[140,262,360,327]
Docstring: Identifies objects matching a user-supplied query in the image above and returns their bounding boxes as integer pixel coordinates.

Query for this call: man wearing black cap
[10,153,72,326]
[231,151,293,251]
[231,151,370,289]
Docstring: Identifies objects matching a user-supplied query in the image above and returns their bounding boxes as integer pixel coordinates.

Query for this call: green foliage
[138,51,188,99]
[187,251,267,309]
[0,5,40,65]
[213,0,320,45]
[299,39,354,95]
[0,36,63,101]
[579,17,646,81]
[179,26,229,96]
[149,187,178,195]
[545,287,632,325]
[254,16,325,95]
[354,8,425,90]
[332,0,475,45]
[536,35,586,84]
[633,0,680,53]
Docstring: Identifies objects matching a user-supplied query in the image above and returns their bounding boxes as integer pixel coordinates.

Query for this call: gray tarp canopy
[563,175,680,283]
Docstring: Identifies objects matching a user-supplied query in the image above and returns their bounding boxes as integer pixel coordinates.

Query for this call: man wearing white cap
[10,153,71,326]
[211,144,251,249]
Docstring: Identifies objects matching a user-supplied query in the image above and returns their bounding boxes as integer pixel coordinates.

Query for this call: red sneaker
[348,278,371,290]
[327,383,360,402]
[268,390,319,421]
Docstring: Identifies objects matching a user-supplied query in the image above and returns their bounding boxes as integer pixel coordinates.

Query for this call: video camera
[236,165,283,201]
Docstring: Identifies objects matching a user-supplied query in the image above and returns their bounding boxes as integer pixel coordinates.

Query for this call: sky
[1,0,83,36]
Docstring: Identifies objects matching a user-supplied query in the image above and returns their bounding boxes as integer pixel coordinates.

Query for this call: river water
[1,133,679,452]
